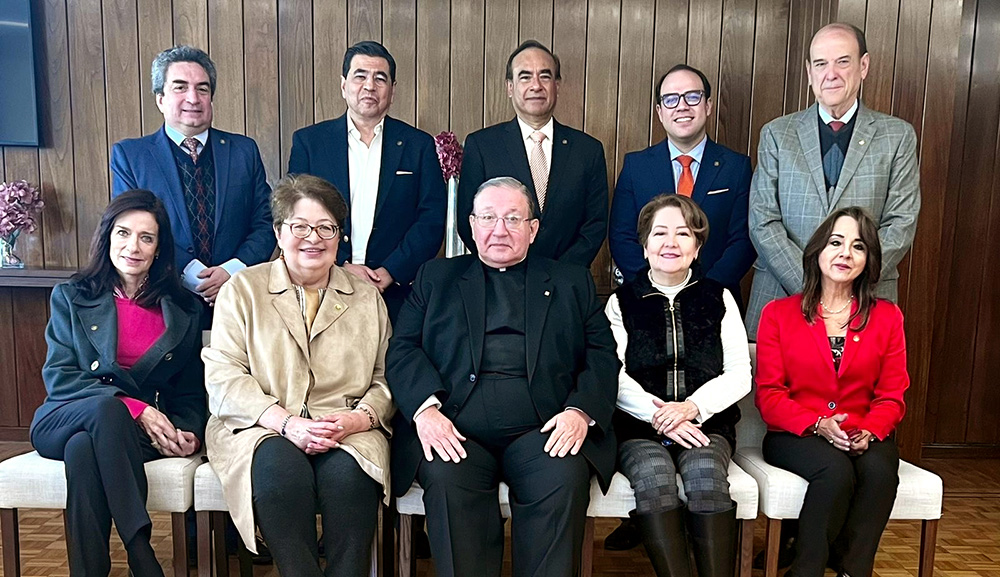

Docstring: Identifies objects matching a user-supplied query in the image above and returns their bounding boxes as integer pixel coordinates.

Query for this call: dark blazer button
[828,401,836,410]
[165,352,174,361]
[469,374,476,382]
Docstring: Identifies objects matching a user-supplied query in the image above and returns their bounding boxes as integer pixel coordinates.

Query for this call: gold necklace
[820,294,853,315]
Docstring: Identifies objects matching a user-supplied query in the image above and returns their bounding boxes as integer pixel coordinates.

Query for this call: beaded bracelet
[280,414,293,437]
[356,405,378,430]
[813,415,826,436]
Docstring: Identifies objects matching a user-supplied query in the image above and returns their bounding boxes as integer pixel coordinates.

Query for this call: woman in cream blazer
[203,175,393,576]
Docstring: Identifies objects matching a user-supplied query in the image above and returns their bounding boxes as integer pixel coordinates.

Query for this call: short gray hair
[151,45,217,97]
[472,176,538,218]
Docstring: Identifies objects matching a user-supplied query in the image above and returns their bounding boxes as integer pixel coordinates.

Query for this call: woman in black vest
[605,194,751,577]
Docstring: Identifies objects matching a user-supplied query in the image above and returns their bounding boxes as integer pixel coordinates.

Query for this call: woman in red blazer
[755,206,908,577]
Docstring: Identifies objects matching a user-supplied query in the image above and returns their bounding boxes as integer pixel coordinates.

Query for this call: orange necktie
[677,155,694,197]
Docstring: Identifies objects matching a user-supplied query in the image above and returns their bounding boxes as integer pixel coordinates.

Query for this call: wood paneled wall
[0,0,995,458]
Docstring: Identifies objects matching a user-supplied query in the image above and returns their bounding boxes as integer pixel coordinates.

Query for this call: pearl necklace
[820,294,853,315]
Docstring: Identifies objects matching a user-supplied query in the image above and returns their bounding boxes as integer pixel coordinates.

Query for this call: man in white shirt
[456,40,609,269]
[288,41,447,321]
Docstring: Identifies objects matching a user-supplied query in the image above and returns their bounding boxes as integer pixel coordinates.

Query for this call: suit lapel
[329,115,352,264]
[268,262,311,361]
[376,117,404,222]
[524,258,553,383]
[808,308,837,376]
[308,267,353,341]
[210,129,231,236]
[74,292,137,390]
[692,139,722,203]
[796,105,830,212]
[829,104,877,209]
[502,119,536,202]
[546,121,572,214]
[151,128,193,247]
[458,260,485,377]
[837,301,862,377]
[127,295,191,385]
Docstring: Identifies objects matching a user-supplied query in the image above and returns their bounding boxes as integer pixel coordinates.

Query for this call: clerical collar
[482,257,528,274]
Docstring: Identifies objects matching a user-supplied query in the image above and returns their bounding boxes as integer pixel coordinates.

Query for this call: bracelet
[813,415,826,436]
[279,414,293,437]
[356,405,377,430]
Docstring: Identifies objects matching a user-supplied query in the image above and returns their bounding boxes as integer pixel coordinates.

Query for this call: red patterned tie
[829,121,845,132]
[677,155,694,197]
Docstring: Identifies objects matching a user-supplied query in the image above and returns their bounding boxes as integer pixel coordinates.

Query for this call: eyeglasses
[470,213,533,229]
[657,90,705,109]
[284,221,340,240]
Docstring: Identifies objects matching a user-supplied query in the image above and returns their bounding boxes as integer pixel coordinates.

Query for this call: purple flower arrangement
[0,179,44,240]
[434,131,463,181]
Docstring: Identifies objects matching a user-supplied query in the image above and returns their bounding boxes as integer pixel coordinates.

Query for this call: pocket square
[706,188,729,195]
[396,170,414,175]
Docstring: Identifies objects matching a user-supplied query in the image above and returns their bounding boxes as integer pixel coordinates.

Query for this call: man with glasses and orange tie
[610,64,755,306]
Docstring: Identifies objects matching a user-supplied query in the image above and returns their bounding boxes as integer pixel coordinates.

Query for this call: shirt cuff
[220,258,246,277]
[414,395,442,419]
[120,397,149,420]
[566,407,595,426]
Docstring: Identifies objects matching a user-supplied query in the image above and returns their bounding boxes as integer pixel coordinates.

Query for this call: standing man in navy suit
[457,40,609,269]
[112,46,275,309]
[605,64,754,552]
[288,41,446,321]
[610,64,754,305]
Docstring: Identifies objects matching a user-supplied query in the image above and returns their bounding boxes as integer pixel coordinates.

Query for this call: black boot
[636,506,693,577]
[687,502,737,577]
[604,512,642,550]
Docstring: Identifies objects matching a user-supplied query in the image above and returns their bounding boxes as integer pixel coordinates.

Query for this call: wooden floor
[1,442,998,576]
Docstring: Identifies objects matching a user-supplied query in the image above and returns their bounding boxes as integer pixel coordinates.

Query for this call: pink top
[115,296,166,419]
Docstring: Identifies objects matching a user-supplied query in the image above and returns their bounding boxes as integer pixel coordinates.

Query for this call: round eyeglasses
[284,222,340,240]
[658,90,705,109]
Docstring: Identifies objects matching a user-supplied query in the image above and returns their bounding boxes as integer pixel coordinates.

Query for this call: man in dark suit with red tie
[609,64,755,306]
[457,40,609,269]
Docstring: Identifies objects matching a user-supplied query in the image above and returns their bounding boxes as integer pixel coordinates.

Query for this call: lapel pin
[544,290,550,296]
[714,161,720,166]
[90,325,98,331]
[853,335,860,342]
[397,140,403,146]
[343,235,350,243]
[562,139,568,145]
[220,139,226,144]
[90,360,99,371]
[858,140,865,146]
[335,304,343,310]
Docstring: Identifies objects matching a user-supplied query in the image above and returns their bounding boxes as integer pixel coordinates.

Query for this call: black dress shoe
[415,525,432,559]
[251,537,273,565]
[604,517,642,551]
[751,539,794,570]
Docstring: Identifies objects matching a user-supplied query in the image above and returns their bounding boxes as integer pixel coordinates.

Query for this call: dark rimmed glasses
[284,221,340,240]
[658,90,706,109]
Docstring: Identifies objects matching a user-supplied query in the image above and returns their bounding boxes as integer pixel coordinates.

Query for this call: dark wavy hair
[801,206,881,330]
[73,190,189,309]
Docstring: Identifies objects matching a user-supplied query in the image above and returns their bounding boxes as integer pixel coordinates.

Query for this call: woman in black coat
[30,190,205,577]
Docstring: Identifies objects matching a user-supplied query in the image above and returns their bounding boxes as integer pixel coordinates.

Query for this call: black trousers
[417,376,591,577]
[251,436,381,577]
[763,432,899,577]
[31,395,164,577]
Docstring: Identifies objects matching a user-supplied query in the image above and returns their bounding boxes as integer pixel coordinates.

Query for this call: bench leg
[580,517,595,577]
[237,539,252,577]
[196,511,211,577]
[765,517,782,577]
[379,501,394,577]
[398,513,414,577]
[919,519,938,577]
[171,511,189,577]
[210,512,227,577]
[739,518,754,577]
[1,508,20,577]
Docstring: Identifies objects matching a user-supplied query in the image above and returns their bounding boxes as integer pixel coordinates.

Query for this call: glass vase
[0,230,25,269]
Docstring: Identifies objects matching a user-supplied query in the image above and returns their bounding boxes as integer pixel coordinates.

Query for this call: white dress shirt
[516,116,554,169]
[346,115,385,265]
[667,135,707,190]
[818,98,859,125]
[604,269,751,424]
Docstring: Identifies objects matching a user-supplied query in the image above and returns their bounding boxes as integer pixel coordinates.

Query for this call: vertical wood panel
[584,0,621,292]
[519,0,554,45]
[716,0,756,155]
[2,151,44,267]
[208,0,246,134]
[67,0,110,264]
[383,0,416,126]
[36,0,78,268]
[137,0,173,134]
[0,290,17,427]
[551,0,588,130]
[278,0,314,173]
[650,0,690,144]
[784,0,812,114]
[313,1,348,123]
[415,0,451,135]
[103,0,143,159]
[836,0,867,30]
[484,0,520,127]
[14,289,49,426]
[244,0,280,181]
[687,0,724,138]
[861,0,899,115]
[451,0,486,142]
[615,0,655,173]
[173,0,209,48]
[348,0,382,44]
[748,0,789,166]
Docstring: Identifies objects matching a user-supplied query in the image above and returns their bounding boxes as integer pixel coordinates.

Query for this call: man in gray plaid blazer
[746,22,920,340]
